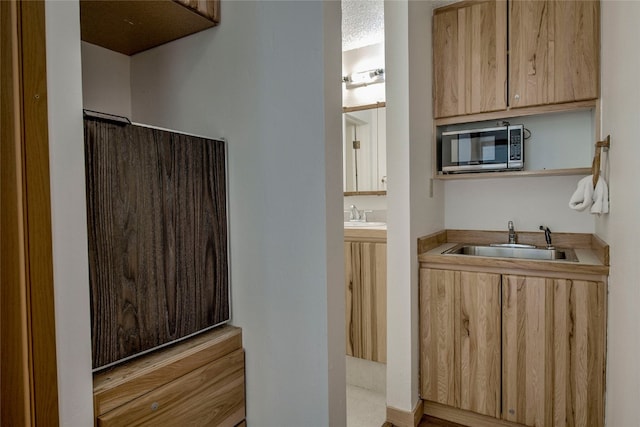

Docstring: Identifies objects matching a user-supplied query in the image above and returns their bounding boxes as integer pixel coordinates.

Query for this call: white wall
[45,2,94,426]
[81,42,131,118]
[343,194,387,212]
[342,42,387,211]
[445,175,596,233]
[342,42,385,107]
[385,0,443,414]
[599,1,640,426]
[442,112,597,233]
[130,1,344,425]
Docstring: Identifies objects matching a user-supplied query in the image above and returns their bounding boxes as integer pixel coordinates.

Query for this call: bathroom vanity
[344,224,387,363]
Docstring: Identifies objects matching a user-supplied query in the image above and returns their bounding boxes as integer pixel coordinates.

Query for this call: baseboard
[386,399,423,427]
[423,401,525,427]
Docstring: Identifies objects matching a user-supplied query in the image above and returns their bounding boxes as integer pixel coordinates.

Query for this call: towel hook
[592,135,611,188]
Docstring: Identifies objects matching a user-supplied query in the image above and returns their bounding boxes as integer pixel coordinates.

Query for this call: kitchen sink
[442,244,579,262]
[489,243,537,249]
[344,221,386,228]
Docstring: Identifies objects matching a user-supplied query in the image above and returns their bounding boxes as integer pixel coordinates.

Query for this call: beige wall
[599,1,640,425]
[45,1,94,425]
[129,1,345,425]
[342,42,385,107]
[51,1,345,425]
[385,0,445,413]
[81,42,131,118]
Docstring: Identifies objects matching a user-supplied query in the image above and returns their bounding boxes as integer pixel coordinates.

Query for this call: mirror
[343,103,387,195]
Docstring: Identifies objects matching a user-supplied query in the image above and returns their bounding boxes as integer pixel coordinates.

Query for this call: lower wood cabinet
[420,268,606,427]
[420,269,501,417]
[502,275,605,427]
[345,241,387,363]
[93,325,245,427]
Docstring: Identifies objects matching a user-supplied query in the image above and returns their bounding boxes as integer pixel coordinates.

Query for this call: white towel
[569,175,594,211]
[591,176,609,214]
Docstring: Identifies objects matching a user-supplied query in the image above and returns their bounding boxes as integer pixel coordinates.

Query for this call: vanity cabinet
[420,268,606,426]
[345,240,387,363]
[509,0,600,108]
[432,0,507,119]
[433,0,599,119]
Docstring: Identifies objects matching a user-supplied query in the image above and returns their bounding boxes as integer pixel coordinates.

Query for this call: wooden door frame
[1,0,60,424]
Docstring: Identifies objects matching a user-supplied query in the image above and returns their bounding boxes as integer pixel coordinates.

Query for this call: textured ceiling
[342,0,384,52]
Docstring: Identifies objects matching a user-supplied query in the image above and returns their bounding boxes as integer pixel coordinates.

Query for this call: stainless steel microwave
[438,124,524,173]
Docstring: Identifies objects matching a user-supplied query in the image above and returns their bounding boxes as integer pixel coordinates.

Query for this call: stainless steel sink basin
[344,221,386,228]
[489,243,537,249]
[443,244,578,262]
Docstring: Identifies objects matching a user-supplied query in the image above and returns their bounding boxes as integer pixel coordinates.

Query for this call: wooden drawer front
[93,326,242,417]
[98,349,245,427]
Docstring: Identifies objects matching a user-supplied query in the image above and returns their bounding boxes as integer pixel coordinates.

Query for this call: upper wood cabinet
[433,0,507,118]
[175,0,219,21]
[80,0,220,55]
[432,0,599,119]
[420,268,501,417]
[509,0,600,108]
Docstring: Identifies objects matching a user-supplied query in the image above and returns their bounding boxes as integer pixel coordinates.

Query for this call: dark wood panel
[84,119,229,370]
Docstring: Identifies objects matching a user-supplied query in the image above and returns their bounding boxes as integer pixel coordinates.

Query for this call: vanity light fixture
[342,68,384,89]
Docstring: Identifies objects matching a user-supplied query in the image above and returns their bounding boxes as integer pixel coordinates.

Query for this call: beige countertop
[418,230,609,278]
[344,225,387,243]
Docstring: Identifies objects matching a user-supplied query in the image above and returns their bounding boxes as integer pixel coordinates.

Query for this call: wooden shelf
[344,191,386,196]
[434,167,592,180]
[80,0,220,56]
[434,100,597,127]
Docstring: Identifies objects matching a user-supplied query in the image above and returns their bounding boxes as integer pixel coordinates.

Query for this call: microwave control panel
[509,129,521,160]
[508,126,524,169]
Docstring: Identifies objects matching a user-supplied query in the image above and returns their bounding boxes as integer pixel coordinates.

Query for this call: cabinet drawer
[98,349,245,427]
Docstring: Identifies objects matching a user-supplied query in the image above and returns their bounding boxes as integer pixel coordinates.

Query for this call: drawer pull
[150,402,159,411]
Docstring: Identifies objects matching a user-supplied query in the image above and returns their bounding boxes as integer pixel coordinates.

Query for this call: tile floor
[347,384,386,427]
[346,356,386,427]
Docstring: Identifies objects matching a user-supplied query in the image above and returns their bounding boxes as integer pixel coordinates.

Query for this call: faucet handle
[362,210,373,222]
[539,225,553,249]
[348,204,361,221]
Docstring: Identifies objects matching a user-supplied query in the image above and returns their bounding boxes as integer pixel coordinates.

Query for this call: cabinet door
[502,275,554,426]
[420,269,501,417]
[345,242,386,363]
[458,271,501,417]
[553,278,605,427]
[433,0,507,118]
[420,268,458,406]
[509,0,599,108]
[502,275,605,426]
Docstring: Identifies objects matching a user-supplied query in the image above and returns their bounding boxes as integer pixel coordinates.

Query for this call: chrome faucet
[508,221,516,244]
[539,225,553,249]
[349,204,362,221]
